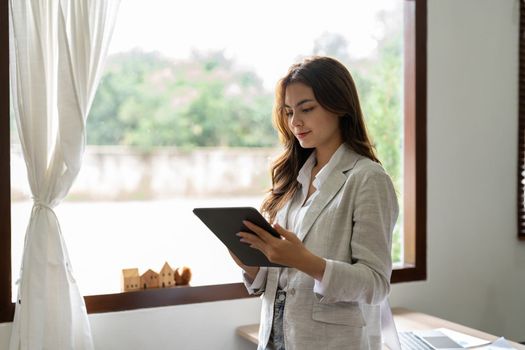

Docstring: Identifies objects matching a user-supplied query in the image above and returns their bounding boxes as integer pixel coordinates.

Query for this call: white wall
[88,298,261,350]
[0,298,262,350]
[1,0,523,348]
[0,323,10,349]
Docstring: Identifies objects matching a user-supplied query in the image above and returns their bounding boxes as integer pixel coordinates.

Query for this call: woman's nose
[290,114,303,127]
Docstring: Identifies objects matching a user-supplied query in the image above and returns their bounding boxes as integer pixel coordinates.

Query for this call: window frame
[0,0,13,323]
[0,0,426,321]
[518,0,525,240]
[392,0,427,283]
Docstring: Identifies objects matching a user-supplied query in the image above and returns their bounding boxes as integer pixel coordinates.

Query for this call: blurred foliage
[88,32,402,176]
[87,49,276,150]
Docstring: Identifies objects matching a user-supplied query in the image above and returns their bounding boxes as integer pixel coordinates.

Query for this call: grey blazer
[244,146,399,350]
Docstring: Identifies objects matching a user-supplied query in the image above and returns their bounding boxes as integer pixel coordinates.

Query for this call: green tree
[87,50,173,146]
[87,50,276,149]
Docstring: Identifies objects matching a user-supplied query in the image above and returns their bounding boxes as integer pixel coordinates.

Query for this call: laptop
[398,329,491,350]
[399,330,462,349]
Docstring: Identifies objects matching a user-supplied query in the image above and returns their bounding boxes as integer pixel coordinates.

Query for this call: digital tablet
[193,207,285,267]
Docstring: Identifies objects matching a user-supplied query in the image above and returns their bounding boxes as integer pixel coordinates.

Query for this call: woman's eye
[285,110,293,117]
[302,107,314,113]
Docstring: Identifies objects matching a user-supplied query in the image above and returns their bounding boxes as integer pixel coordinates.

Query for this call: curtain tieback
[32,198,53,210]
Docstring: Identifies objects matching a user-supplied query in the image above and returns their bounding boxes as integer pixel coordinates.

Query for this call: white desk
[236,307,525,349]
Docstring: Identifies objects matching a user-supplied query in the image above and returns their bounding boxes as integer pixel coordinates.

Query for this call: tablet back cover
[193,207,284,267]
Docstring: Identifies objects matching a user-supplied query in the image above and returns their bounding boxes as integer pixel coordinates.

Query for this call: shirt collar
[313,143,347,190]
[297,152,316,198]
[296,143,347,193]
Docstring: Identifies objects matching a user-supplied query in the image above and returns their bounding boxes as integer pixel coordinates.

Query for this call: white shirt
[249,143,347,294]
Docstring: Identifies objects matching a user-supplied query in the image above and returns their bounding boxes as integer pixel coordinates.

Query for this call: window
[1,0,426,319]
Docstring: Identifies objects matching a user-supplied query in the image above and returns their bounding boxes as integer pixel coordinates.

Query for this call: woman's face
[284,82,342,152]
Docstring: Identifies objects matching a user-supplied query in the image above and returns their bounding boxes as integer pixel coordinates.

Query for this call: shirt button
[289,288,296,296]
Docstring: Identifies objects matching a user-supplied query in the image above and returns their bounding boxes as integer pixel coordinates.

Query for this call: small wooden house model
[140,269,159,289]
[121,262,192,292]
[159,262,174,288]
[122,268,140,292]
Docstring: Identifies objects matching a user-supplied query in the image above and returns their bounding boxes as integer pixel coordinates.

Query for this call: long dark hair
[261,56,379,222]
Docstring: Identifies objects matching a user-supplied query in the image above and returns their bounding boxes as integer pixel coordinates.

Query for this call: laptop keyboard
[399,331,434,350]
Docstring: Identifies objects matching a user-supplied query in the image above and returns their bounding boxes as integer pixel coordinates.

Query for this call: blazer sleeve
[242,267,268,295]
[317,165,399,305]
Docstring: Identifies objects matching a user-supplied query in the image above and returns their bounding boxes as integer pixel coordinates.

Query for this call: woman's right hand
[228,250,259,280]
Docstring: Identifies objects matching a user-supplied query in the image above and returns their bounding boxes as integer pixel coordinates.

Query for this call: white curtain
[381,299,401,350]
[9,0,120,349]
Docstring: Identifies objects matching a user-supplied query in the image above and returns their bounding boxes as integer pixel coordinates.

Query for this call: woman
[232,56,399,350]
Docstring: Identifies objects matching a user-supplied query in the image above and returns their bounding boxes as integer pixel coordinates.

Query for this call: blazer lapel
[297,148,361,242]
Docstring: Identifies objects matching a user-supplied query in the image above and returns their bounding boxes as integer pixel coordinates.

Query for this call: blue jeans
[267,289,286,350]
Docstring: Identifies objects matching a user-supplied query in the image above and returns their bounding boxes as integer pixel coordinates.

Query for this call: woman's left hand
[237,221,326,280]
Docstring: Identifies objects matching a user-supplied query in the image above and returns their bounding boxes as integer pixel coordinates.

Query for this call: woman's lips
[296,131,311,139]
